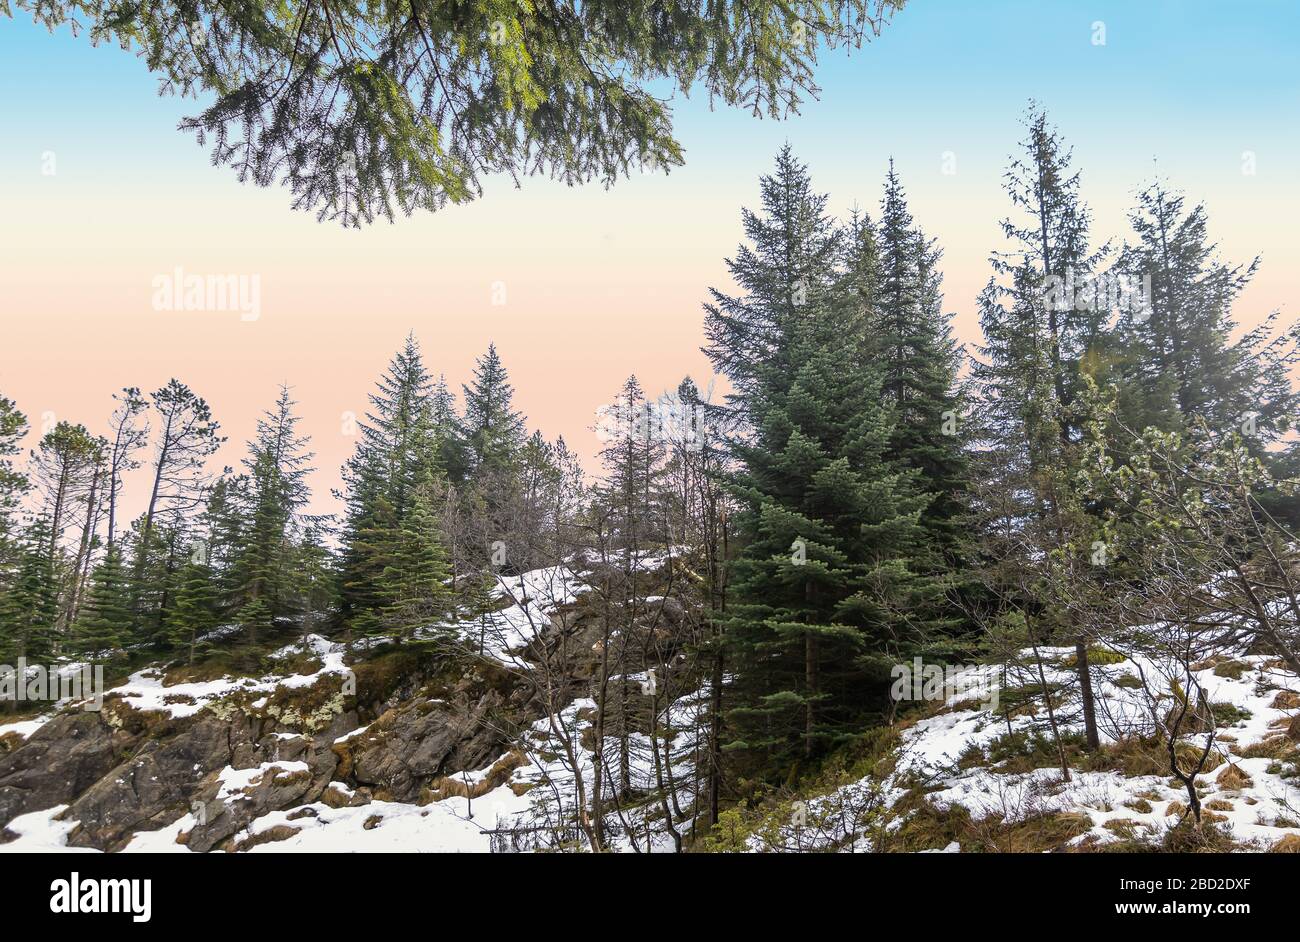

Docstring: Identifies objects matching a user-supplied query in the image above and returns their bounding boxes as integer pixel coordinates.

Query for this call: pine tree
[72,545,133,659]
[869,162,970,570]
[0,517,60,662]
[226,386,313,627]
[132,380,223,629]
[706,151,934,773]
[165,558,220,664]
[461,344,526,476]
[377,470,454,640]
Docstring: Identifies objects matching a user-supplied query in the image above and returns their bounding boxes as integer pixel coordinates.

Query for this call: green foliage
[706,148,946,775]
[7,1,906,226]
[0,516,59,661]
[73,546,133,659]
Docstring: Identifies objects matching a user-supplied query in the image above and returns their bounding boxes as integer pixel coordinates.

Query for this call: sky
[2,0,1298,521]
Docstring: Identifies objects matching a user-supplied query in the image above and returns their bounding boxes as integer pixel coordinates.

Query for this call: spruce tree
[972,104,1107,750]
[0,517,60,661]
[165,558,220,664]
[704,144,844,416]
[1116,182,1299,438]
[377,470,454,640]
[0,396,28,564]
[73,545,133,659]
[706,150,934,772]
[339,336,440,630]
[461,344,526,476]
[869,162,970,571]
[722,299,931,770]
[226,386,313,626]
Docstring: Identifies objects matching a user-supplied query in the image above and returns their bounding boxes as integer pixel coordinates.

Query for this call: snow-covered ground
[747,645,1300,852]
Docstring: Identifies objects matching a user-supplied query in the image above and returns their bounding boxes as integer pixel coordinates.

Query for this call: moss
[1210,702,1252,726]
[1112,674,1144,690]
[1212,660,1251,680]
[1058,647,1127,670]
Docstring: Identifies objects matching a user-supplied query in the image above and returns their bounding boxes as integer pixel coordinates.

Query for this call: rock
[226,824,301,853]
[64,713,256,851]
[183,761,318,854]
[319,783,370,809]
[337,693,505,802]
[0,711,129,834]
[362,814,383,830]
[1215,762,1253,791]
[420,750,526,803]
[1271,834,1300,853]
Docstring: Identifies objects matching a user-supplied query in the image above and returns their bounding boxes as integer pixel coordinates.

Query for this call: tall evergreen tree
[165,557,221,664]
[706,150,935,773]
[339,336,440,630]
[73,545,133,659]
[972,104,1108,750]
[0,516,60,661]
[868,162,970,569]
[461,344,526,476]
[376,469,454,640]
[1115,182,1300,439]
[704,144,845,418]
[0,396,28,564]
[226,386,314,627]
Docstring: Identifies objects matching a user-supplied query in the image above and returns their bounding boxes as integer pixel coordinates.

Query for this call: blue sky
[2,1,1297,513]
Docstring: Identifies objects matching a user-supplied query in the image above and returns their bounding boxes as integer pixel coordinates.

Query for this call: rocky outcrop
[0,711,127,833]
[0,652,528,850]
[334,691,507,802]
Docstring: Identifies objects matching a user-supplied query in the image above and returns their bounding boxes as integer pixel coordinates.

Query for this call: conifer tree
[706,150,933,772]
[870,162,969,569]
[340,337,440,630]
[0,396,28,564]
[72,545,133,659]
[165,557,221,664]
[704,144,845,417]
[972,104,1107,749]
[226,386,314,626]
[0,516,60,661]
[132,380,223,627]
[1115,182,1300,439]
[461,344,526,476]
[722,299,931,769]
[377,470,454,640]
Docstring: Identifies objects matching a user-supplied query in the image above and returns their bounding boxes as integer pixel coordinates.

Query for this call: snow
[757,644,1300,852]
